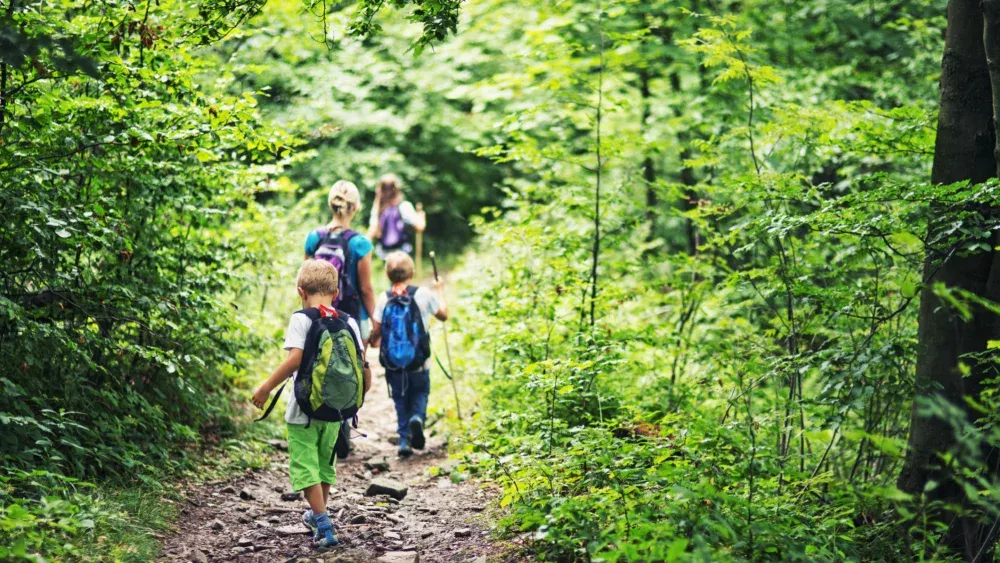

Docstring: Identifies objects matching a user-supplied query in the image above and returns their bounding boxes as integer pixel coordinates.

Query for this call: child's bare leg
[303,484,326,514]
[322,483,331,504]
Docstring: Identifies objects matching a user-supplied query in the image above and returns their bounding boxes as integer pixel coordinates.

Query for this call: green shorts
[286,420,340,491]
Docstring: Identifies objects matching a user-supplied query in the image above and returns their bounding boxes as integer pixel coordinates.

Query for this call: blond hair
[297,259,339,296]
[328,180,361,217]
[385,251,414,284]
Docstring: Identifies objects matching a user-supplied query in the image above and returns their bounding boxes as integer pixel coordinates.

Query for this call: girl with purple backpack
[304,180,376,342]
[367,173,426,261]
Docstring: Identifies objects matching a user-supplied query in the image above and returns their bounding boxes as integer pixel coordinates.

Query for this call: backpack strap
[256,309,320,423]
[403,286,429,372]
[297,307,322,321]
[405,286,425,332]
[254,380,288,422]
[317,226,351,248]
[319,226,356,239]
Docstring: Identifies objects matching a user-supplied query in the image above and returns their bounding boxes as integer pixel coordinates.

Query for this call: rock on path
[157,348,511,562]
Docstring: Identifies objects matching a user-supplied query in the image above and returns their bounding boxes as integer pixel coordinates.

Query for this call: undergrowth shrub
[0,0,300,559]
[446,5,951,561]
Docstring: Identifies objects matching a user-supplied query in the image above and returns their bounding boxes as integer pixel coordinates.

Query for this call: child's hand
[433,277,446,291]
[415,202,427,233]
[251,385,271,409]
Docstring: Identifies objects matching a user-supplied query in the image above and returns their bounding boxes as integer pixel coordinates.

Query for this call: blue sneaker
[315,527,339,551]
[302,509,317,538]
[398,436,413,457]
[408,416,425,450]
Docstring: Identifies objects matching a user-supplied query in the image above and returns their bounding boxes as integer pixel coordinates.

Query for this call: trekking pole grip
[429,251,440,282]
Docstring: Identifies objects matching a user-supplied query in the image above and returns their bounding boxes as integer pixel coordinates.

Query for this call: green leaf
[890,232,923,253]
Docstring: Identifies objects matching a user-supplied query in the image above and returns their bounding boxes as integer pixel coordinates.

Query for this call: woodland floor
[158,348,519,563]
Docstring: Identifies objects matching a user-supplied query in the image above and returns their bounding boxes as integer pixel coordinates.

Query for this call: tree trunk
[897,0,998,557]
[640,67,658,246]
[986,0,1000,172]
[0,0,15,134]
[669,70,699,256]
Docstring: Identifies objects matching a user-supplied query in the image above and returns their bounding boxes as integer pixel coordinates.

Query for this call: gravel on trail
[158,349,519,563]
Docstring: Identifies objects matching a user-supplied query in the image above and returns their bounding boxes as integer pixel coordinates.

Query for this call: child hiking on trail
[305,180,377,342]
[252,260,372,552]
[370,251,448,457]
[367,173,426,260]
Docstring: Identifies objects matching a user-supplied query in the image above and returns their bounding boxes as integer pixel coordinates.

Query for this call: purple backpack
[312,227,361,320]
[379,205,407,249]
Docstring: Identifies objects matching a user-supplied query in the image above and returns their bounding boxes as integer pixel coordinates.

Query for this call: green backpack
[257,307,364,429]
[293,307,365,422]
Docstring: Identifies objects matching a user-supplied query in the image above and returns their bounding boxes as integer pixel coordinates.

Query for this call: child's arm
[367,190,382,240]
[363,364,372,395]
[369,321,382,348]
[357,255,376,320]
[252,348,303,409]
[432,278,449,321]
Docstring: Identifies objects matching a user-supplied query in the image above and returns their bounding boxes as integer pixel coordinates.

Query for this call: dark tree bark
[897,0,999,557]
[986,0,1000,171]
[669,71,699,256]
[0,0,15,134]
[640,67,658,246]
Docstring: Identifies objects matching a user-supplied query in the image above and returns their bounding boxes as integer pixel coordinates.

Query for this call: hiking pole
[415,202,424,279]
[430,251,463,422]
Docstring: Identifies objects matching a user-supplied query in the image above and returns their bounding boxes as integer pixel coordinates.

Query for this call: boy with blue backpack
[370,251,449,457]
[252,259,371,551]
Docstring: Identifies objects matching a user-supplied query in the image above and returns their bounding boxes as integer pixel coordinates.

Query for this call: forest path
[159,347,508,563]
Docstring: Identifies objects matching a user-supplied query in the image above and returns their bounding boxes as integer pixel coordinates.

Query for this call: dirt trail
[159,348,512,563]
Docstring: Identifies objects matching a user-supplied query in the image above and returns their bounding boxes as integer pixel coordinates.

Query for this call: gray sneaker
[302,509,318,538]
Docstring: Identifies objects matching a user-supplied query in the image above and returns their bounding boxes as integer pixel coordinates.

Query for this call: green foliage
[350,0,462,55]
[0,469,178,562]
[0,0,298,558]
[0,0,294,480]
[430,0,983,560]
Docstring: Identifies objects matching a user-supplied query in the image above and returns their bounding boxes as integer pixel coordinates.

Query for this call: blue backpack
[379,286,430,372]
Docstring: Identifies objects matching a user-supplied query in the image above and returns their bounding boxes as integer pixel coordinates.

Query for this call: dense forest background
[6,0,1000,560]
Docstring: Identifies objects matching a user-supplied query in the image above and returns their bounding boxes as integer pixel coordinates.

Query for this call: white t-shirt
[373,286,440,369]
[283,311,364,425]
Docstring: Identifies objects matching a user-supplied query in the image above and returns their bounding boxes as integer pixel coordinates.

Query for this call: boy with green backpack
[252,259,371,551]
